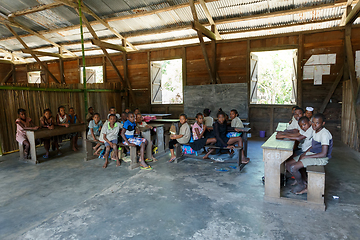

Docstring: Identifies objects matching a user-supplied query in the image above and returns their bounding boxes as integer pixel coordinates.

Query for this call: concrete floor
[1,138,360,240]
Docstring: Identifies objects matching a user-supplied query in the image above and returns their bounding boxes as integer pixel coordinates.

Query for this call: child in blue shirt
[121,112,152,170]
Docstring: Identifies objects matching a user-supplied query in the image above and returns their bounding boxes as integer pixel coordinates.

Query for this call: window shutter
[291,50,298,103]
[250,53,259,103]
[151,63,162,103]
[86,69,96,83]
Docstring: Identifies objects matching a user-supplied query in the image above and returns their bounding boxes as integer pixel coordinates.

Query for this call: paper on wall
[356,61,360,77]
[356,51,360,62]
[303,66,314,79]
[322,65,330,75]
[314,66,323,85]
[319,54,328,64]
[327,54,336,64]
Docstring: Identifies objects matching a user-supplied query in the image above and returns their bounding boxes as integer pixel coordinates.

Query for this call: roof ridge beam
[8,2,64,17]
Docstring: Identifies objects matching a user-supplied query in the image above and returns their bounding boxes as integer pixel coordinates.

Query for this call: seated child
[102,114,121,168]
[15,108,39,160]
[169,114,191,162]
[121,112,152,170]
[277,116,313,154]
[135,113,157,162]
[68,107,83,152]
[286,113,333,195]
[227,109,244,138]
[120,112,128,125]
[87,113,103,155]
[107,107,121,121]
[86,107,94,123]
[305,107,314,122]
[203,108,213,127]
[286,107,304,132]
[56,106,70,144]
[40,108,60,158]
[134,108,140,116]
[124,108,130,113]
[189,113,217,159]
[289,105,299,124]
[213,111,249,164]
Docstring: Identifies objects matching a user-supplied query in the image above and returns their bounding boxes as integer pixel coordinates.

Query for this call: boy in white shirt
[102,114,121,168]
[287,113,333,195]
[286,107,304,131]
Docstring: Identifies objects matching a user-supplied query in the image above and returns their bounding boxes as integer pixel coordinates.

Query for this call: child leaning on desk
[15,108,39,160]
[227,109,244,138]
[40,108,60,159]
[168,114,191,163]
[285,113,333,195]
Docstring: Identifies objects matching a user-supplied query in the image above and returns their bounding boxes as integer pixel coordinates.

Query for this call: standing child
[102,114,121,168]
[40,108,60,158]
[305,107,314,122]
[287,113,333,195]
[87,113,103,155]
[227,109,244,138]
[213,111,249,164]
[15,108,39,160]
[86,107,94,123]
[203,108,213,127]
[135,113,157,162]
[68,107,82,152]
[189,113,217,159]
[121,112,152,170]
[169,114,191,162]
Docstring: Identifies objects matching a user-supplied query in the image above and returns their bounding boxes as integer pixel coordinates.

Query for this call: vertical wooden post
[211,34,217,83]
[182,47,187,90]
[246,39,250,114]
[270,106,274,134]
[12,64,16,83]
[148,52,152,111]
[297,34,303,107]
[102,56,107,83]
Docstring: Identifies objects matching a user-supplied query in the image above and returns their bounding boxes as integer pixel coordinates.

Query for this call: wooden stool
[307,165,325,206]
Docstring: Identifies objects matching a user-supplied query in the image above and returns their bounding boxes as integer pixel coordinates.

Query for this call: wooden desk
[147,123,165,154]
[149,119,179,150]
[24,124,87,164]
[262,131,295,200]
[276,122,289,131]
[142,113,171,119]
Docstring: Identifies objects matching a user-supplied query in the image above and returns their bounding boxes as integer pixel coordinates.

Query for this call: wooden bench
[174,143,245,171]
[85,139,139,169]
[307,165,326,208]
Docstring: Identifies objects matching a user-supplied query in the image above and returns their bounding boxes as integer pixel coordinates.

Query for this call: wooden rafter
[0,16,76,58]
[346,0,360,25]
[91,39,127,52]
[8,2,64,17]
[189,0,216,84]
[5,24,60,83]
[55,0,136,51]
[21,49,62,58]
[1,68,14,83]
[191,21,216,40]
[199,0,221,40]
[79,11,137,106]
[319,66,344,113]
[0,1,348,44]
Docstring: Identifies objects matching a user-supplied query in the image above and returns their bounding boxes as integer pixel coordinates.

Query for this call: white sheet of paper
[314,66,322,85]
[322,65,330,75]
[303,66,314,79]
[327,54,336,64]
[356,51,360,62]
[305,55,314,65]
[356,61,360,77]
[319,54,328,64]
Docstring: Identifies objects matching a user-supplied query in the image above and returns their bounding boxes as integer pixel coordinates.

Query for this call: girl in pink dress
[15,108,39,160]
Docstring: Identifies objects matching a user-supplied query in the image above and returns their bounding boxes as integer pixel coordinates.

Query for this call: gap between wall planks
[0,82,123,153]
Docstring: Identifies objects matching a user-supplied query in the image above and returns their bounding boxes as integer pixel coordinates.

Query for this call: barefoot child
[40,109,60,158]
[287,113,333,195]
[121,112,152,170]
[189,113,217,159]
[15,108,39,160]
[135,113,157,162]
[169,114,191,162]
[102,114,121,168]
[213,111,249,164]
[87,113,103,155]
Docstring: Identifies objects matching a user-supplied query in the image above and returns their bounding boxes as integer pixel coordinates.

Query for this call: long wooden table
[23,124,87,164]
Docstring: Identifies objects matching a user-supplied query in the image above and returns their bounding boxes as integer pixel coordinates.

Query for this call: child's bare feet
[93,146,97,151]
[152,157,158,162]
[291,180,298,186]
[295,187,307,195]
[72,147,78,152]
[241,157,250,164]
[116,160,121,167]
[103,160,109,168]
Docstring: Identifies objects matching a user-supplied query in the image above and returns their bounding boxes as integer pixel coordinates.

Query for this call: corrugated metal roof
[0,0,353,62]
